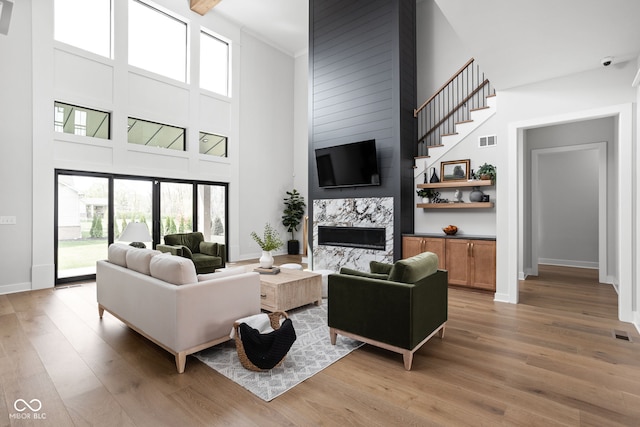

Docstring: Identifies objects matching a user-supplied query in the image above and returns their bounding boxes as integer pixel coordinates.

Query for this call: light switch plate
[0,216,16,224]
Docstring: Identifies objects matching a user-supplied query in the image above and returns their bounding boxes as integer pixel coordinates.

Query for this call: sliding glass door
[55,170,228,284]
[56,173,109,280]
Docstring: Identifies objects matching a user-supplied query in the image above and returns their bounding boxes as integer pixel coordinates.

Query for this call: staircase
[413,58,496,172]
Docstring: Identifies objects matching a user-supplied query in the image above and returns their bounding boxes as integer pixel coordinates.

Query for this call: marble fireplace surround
[312,197,393,272]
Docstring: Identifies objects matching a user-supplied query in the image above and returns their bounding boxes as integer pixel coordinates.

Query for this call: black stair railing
[414,58,495,157]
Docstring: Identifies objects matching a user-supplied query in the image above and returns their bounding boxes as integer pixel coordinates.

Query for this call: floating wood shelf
[417,179,493,189]
[417,202,494,209]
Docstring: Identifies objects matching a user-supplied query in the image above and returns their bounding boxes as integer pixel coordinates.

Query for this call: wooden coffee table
[246,264,322,312]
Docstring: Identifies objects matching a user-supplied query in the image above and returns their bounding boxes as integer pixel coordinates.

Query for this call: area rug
[194,300,362,401]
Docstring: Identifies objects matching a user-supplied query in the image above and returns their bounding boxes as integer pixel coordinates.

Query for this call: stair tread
[441,133,459,137]
[455,120,474,125]
[470,106,490,112]
[414,155,430,159]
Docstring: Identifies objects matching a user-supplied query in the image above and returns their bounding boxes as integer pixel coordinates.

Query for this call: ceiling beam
[190,0,222,16]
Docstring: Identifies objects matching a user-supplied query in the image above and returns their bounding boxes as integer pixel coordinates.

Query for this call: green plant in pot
[251,223,284,268]
[476,163,497,182]
[417,188,438,202]
[282,189,306,255]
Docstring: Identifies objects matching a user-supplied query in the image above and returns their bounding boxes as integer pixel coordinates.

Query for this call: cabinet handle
[467,242,471,257]
[471,242,475,257]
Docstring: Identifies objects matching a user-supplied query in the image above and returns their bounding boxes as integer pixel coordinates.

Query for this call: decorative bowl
[442,225,458,235]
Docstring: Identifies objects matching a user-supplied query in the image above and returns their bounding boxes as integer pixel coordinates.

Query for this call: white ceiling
[213,0,308,56]
[212,0,640,89]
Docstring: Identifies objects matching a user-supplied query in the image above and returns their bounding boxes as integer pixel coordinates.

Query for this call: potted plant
[475,163,497,182]
[282,189,306,255]
[250,223,284,268]
[416,188,437,203]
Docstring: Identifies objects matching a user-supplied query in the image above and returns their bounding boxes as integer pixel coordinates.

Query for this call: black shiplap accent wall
[308,0,416,260]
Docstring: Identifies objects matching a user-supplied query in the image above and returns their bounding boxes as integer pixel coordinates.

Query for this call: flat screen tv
[315,139,380,188]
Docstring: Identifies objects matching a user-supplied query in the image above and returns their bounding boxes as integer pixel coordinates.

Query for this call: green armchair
[157,232,226,274]
[328,252,447,370]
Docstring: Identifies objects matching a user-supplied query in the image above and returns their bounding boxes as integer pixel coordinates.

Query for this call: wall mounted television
[315,139,380,188]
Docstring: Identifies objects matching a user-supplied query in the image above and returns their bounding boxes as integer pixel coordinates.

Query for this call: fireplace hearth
[318,225,385,251]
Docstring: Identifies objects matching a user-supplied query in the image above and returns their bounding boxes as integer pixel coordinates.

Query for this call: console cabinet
[403,235,496,291]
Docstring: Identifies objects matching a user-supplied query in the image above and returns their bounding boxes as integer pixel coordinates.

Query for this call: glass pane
[54,0,111,58]
[199,132,227,157]
[128,0,187,82]
[54,102,110,139]
[197,184,226,244]
[114,179,153,248]
[57,174,109,279]
[161,182,193,242]
[127,117,185,150]
[200,31,229,96]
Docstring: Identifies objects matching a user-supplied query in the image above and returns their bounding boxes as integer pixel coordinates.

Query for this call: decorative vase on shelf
[422,197,429,204]
[259,250,274,269]
[469,187,484,202]
[429,167,440,183]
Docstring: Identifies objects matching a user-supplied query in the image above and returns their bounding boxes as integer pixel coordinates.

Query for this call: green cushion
[388,252,439,283]
[339,267,390,280]
[370,261,393,275]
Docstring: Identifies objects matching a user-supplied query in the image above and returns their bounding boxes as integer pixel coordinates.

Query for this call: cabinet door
[470,240,496,291]
[445,239,470,286]
[402,237,424,259]
[422,238,446,269]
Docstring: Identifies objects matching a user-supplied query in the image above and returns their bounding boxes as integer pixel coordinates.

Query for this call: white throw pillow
[108,243,132,267]
[150,253,197,285]
[125,248,161,275]
[197,266,246,281]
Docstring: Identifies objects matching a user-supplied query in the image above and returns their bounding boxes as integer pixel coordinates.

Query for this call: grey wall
[525,117,616,272]
[308,0,416,260]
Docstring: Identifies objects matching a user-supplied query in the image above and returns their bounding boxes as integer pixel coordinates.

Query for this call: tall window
[200,31,230,96]
[128,0,188,82]
[54,0,112,58]
[161,182,193,241]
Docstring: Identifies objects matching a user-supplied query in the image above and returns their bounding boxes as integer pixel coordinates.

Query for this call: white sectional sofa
[97,244,261,373]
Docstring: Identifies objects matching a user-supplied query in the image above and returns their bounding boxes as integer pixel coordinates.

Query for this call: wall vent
[479,135,496,148]
[612,329,631,342]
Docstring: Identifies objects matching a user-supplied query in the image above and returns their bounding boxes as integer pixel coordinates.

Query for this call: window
[127,117,185,151]
[128,0,188,82]
[54,0,112,58]
[54,102,111,139]
[200,31,230,96]
[199,132,227,157]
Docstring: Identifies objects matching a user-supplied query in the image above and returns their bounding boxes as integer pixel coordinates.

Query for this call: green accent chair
[157,232,226,274]
[328,252,447,370]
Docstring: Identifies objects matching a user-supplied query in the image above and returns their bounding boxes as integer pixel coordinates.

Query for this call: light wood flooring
[1,261,639,426]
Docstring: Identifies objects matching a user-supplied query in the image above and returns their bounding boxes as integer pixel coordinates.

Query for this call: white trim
[530,142,607,282]
[0,282,32,295]
[505,103,633,323]
[538,258,599,270]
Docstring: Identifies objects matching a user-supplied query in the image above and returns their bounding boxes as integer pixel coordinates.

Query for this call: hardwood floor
[1,261,639,426]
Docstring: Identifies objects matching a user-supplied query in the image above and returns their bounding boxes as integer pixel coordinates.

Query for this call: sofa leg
[98,305,104,319]
[176,352,187,374]
[329,328,337,345]
[403,351,413,370]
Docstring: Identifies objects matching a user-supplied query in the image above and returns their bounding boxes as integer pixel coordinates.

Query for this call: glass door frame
[54,169,229,285]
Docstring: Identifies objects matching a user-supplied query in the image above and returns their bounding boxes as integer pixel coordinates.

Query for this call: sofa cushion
[388,251,439,283]
[126,248,161,276]
[150,253,198,285]
[370,260,393,275]
[197,266,245,281]
[108,243,132,267]
[164,232,204,254]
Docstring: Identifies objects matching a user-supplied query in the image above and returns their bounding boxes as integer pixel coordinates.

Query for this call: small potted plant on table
[251,223,284,269]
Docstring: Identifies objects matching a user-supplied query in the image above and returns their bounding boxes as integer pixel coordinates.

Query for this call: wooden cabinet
[403,236,496,291]
[446,239,496,291]
[402,236,445,269]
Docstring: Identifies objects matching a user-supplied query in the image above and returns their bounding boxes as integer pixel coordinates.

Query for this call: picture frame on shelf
[440,159,470,182]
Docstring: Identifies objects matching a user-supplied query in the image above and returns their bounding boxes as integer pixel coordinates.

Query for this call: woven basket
[234,311,289,371]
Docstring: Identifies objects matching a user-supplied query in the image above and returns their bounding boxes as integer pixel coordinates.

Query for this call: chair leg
[329,328,337,345]
[403,351,413,370]
[438,325,445,339]
[98,305,104,319]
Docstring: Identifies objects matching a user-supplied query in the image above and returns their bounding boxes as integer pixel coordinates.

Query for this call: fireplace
[318,225,386,251]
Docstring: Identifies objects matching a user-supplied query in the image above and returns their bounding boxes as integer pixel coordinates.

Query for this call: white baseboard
[0,282,32,295]
[493,292,512,303]
[538,258,599,269]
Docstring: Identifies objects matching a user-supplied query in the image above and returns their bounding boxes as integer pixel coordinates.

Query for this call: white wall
[0,0,32,293]
[0,0,298,293]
